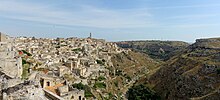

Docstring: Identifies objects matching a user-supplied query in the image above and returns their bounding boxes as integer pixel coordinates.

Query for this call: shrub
[96,60,104,65]
[116,70,123,76]
[128,84,160,100]
[217,68,220,74]
[114,81,118,87]
[22,59,27,65]
[72,48,82,52]
[93,82,106,88]
[72,82,84,90]
[22,64,30,79]
[72,83,94,97]
[22,50,32,56]
[98,76,106,81]
[125,75,132,82]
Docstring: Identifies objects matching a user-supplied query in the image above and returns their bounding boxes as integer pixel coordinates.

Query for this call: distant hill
[116,40,189,61]
[146,38,220,99]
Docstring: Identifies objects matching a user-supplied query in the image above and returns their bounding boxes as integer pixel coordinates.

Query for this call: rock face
[116,40,189,61]
[149,38,220,100]
[191,38,220,50]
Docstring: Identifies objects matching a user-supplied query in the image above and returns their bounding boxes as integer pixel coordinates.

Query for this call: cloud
[0,0,154,28]
[173,23,220,28]
[148,3,220,9]
[168,14,218,20]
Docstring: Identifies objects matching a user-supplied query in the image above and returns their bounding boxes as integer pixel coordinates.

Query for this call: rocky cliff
[116,41,189,61]
[148,38,220,100]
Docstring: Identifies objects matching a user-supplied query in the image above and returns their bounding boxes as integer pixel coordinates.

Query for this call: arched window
[71,96,74,99]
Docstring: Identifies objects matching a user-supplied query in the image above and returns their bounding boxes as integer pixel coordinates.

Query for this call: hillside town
[0,32,126,100]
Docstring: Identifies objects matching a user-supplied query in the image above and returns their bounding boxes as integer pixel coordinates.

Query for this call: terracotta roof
[45,83,64,95]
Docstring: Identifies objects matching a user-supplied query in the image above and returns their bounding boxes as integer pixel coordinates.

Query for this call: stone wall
[43,88,64,100]
[0,58,22,78]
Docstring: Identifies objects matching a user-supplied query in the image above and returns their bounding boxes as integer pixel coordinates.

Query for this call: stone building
[44,84,85,100]
[0,32,8,42]
[0,33,23,78]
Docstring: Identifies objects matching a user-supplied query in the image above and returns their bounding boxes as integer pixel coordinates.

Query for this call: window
[71,96,74,99]
[47,82,50,86]
[79,96,81,100]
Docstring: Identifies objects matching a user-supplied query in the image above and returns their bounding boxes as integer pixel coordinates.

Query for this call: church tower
[89,32,92,38]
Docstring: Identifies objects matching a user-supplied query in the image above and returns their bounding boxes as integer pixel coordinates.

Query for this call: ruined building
[0,32,22,78]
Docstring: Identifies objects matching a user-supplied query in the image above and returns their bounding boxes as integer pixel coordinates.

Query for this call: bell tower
[89,32,92,38]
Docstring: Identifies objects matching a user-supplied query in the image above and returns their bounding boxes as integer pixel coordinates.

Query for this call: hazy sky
[0,0,220,42]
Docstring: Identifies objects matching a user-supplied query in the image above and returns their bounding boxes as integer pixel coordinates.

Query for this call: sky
[0,0,220,42]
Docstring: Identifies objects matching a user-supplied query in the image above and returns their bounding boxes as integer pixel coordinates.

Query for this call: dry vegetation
[105,51,160,99]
